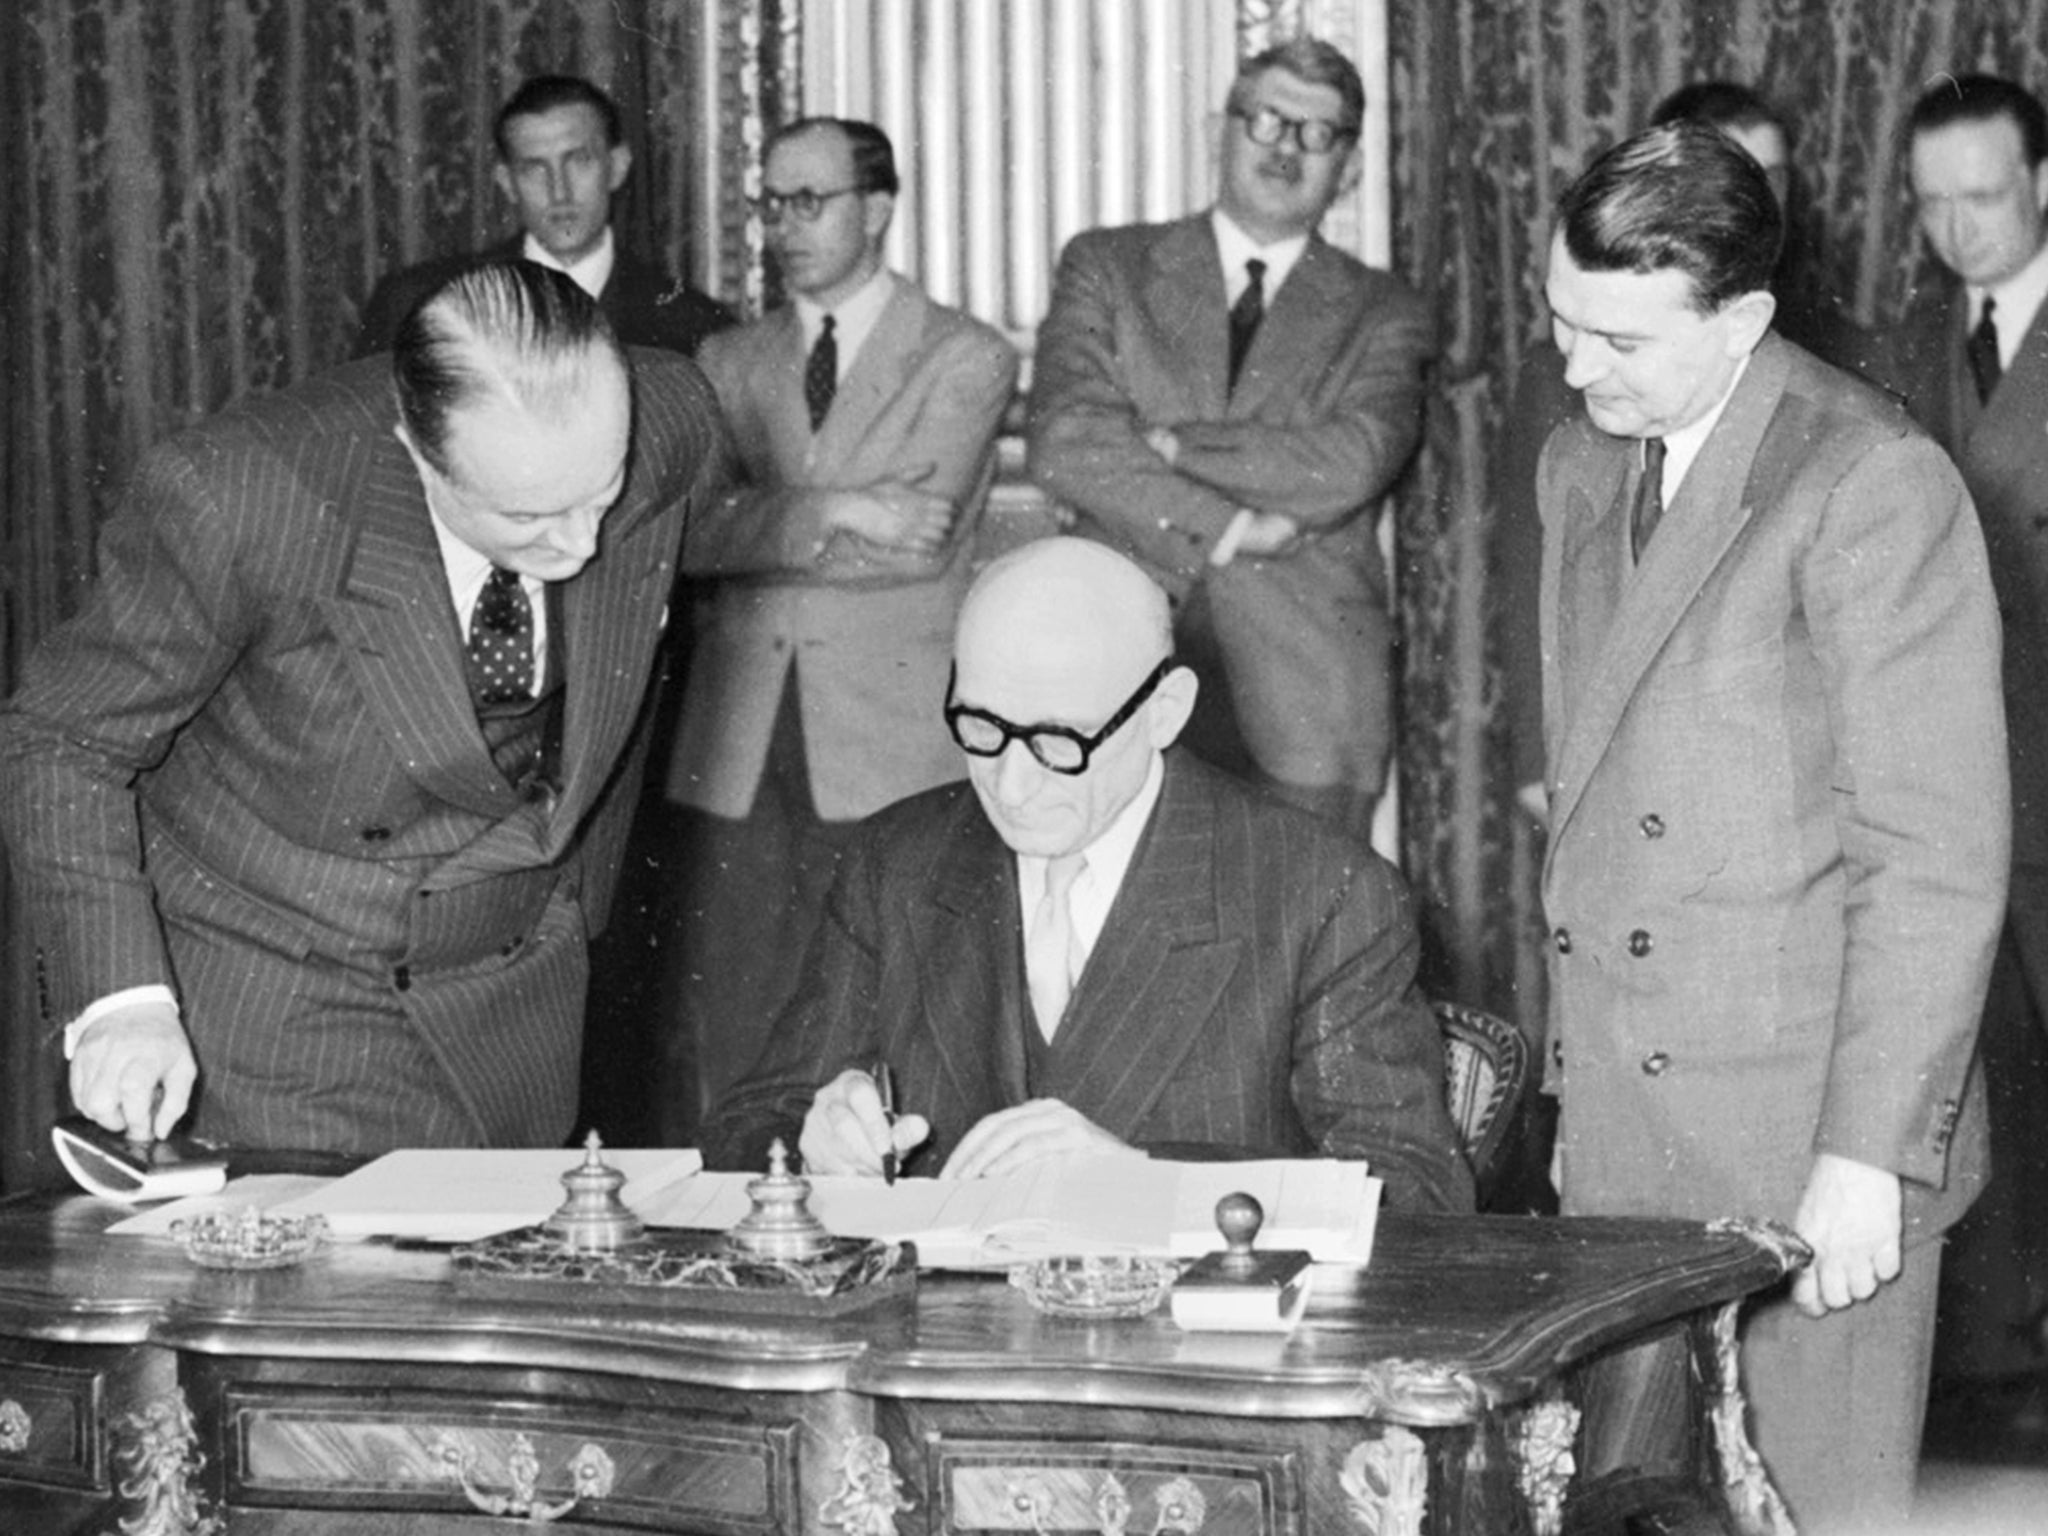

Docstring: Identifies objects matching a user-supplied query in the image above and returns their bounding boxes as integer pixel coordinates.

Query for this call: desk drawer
[0,1352,105,1493]
[928,1434,1300,1536]
[221,1382,798,1532]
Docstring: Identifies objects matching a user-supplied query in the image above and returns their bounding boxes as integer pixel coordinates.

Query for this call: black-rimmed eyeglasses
[944,657,1176,775]
[1229,105,1356,155]
[749,185,865,223]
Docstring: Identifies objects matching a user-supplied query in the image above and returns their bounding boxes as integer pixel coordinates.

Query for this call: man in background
[1028,35,1428,840]
[1883,70,2048,1416]
[0,262,726,1157]
[657,118,1017,1141]
[1541,123,2005,1531]
[703,537,1472,1216]
[353,74,732,359]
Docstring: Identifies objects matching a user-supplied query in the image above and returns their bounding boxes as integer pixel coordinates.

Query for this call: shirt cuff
[64,986,179,1059]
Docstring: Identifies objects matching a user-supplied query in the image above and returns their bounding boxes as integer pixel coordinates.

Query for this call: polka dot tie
[466,566,534,705]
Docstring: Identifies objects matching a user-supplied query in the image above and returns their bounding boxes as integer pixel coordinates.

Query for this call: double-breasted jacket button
[392,964,412,993]
[1553,927,1572,954]
[1641,1051,1670,1076]
[1639,812,1665,839]
[359,825,391,843]
[1627,928,1653,957]
[1551,1039,1564,1069]
[501,936,524,958]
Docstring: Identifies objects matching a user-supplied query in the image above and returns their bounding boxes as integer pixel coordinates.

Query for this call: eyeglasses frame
[944,656,1178,776]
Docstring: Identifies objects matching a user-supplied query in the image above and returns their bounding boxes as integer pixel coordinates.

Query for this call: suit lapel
[913,807,1031,1117]
[1043,759,1243,1129]
[1549,338,1790,841]
[1229,237,1344,416]
[320,431,518,823]
[1984,290,2048,437]
[1143,218,1232,415]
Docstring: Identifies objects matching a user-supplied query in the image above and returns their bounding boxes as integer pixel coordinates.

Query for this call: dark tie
[1967,295,2001,405]
[1630,437,1668,562]
[1227,258,1266,390]
[805,314,837,430]
[466,566,534,705]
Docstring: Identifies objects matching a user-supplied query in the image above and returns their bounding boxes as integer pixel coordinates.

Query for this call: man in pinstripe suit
[0,262,726,1158]
[703,538,1471,1214]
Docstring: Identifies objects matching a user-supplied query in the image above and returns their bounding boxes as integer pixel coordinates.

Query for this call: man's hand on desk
[940,1099,1135,1181]
[799,1068,931,1177]
[1790,1151,1903,1318]
[69,1001,196,1141]
[822,466,955,556]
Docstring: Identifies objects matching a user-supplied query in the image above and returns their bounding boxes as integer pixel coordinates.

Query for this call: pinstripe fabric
[704,751,1474,1214]
[0,349,727,1155]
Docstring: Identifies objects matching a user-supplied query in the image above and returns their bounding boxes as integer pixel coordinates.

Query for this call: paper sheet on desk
[637,1156,1379,1268]
[261,1148,704,1241]
[107,1175,338,1235]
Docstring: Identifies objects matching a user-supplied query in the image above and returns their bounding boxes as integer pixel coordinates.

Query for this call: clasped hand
[823,462,955,555]
[1790,1152,1903,1318]
[798,1071,1131,1180]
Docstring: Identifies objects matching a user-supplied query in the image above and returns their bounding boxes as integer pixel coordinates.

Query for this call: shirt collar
[794,267,894,373]
[1015,749,1166,950]
[1211,208,1311,303]
[1970,236,2048,370]
[521,226,616,301]
[1657,349,1754,502]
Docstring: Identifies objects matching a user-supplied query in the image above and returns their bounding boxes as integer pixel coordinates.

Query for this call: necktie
[466,566,534,705]
[1227,258,1266,390]
[805,314,837,430]
[1026,854,1086,1041]
[1630,437,1667,562]
[1967,295,2001,405]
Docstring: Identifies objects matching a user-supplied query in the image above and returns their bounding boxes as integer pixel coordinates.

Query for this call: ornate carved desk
[0,1194,1801,1535]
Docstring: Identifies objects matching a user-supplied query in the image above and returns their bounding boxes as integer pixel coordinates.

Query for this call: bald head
[949,539,1194,858]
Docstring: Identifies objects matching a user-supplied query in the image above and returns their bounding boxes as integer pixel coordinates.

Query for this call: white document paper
[263,1148,704,1241]
[107,1174,340,1236]
[635,1155,1378,1268]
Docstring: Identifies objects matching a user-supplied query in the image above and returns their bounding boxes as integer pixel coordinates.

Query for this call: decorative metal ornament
[0,1398,30,1454]
[113,1390,221,1536]
[429,1429,615,1522]
[1341,1427,1428,1536]
[1509,1395,1581,1536]
[818,1432,915,1535]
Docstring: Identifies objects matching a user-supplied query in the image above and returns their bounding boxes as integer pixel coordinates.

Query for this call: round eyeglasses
[1230,105,1355,155]
[749,185,865,224]
[945,658,1177,776]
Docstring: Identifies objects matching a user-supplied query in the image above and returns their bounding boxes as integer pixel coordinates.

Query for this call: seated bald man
[701,538,1472,1212]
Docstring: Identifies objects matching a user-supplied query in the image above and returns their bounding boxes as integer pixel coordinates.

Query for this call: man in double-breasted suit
[0,262,726,1158]
[657,118,1017,1136]
[702,538,1472,1216]
[353,75,732,360]
[1027,36,1429,839]
[1881,74,2048,1387]
[1539,124,2007,1532]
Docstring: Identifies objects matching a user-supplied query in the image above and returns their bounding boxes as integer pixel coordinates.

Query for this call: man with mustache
[1027,35,1429,842]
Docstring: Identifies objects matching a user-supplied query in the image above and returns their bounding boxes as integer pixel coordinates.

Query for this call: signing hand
[798,1068,931,1178]
[1790,1152,1903,1318]
[939,1098,1139,1181]
[70,1000,196,1140]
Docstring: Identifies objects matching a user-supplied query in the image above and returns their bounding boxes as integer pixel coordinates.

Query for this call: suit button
[1551,1039,1564,1068]
[393,965,411,993]
[1639,813,1665,838]
[360,825,391,843]
[1642,1052,1670,1076]
[501,936,523,957]
[1554,927,1572,954]
[1628,928,1653,957]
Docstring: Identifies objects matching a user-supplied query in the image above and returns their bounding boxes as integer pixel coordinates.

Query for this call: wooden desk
[0,1194,1802,1535]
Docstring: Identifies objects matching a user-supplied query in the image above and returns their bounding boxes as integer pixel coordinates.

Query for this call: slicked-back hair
[1908,73,2048,167]
[392,260,625,480]
[1225,35,1365,139]
[1556,121,1783,315]
[494,74,624,159]
[765,117,900,195]
[1650,80,1787,143]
